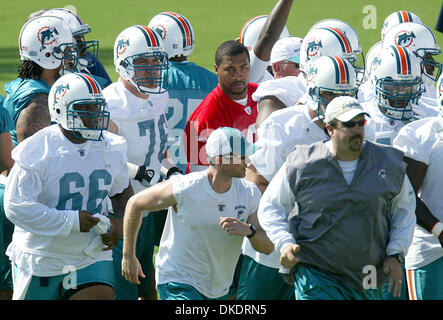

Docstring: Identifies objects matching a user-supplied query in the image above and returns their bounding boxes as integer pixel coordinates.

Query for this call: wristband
[166,167,183,179]
[247,223,257,238]
[431,221,443,238]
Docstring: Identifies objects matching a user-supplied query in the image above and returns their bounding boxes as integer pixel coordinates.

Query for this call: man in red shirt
[184,40,258,172]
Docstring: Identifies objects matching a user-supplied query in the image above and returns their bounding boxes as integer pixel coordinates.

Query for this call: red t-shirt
[184,83,258,169]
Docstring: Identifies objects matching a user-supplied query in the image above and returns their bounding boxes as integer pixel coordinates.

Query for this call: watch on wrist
[247,223,257,238]
[389,253,404,264]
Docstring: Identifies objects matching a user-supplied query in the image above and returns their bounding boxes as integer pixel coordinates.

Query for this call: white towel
[83,214,111,258]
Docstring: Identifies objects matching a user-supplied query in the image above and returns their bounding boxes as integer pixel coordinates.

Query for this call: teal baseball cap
[206,127,257,157]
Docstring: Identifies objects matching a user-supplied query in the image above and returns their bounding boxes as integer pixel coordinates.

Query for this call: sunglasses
[340,119,367,128]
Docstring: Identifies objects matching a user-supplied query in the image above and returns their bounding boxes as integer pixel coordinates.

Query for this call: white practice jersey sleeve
[257,162,296,255]
[248,49,274,84]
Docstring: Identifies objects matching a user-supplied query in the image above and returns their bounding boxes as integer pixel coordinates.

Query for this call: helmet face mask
[371,45,423,121]
[114,25,168,94]
[376,78,421,120]
[67,99,110,141]
[49,73,109,141]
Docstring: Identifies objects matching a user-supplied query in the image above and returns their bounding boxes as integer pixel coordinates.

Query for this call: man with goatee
[257,96,416,300]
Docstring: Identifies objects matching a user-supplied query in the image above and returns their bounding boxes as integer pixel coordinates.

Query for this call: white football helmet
[300,27,354,75]
[239,15,291,50]
[114,25,168,94]
[42,8,99,69]
[365,41,383,81]
[148,11,194,58]
[308,19,364,83]
[371,45,422,121]
[48,73,110,141]
[305,55,357,118]
[383,22,442,84]
[381,10,422,40]
[19,15,77,70]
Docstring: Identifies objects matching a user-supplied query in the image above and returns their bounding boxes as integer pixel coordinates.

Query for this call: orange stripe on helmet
[164,12,192,47]
[81,73,99,94]
[395,45,408,75]
[330,27,351,53]
[239,15,266,44]
[139,25,158,47]
[334,56,347,84]
[401,10,410,22]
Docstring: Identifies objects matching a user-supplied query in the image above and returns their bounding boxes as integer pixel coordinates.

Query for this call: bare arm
[15,94,51,144]
[0,131,14,172]
[254,0,294,61]
[245,164,269,194]
[403,157,443,248]
[121,180,176,284]
[255,96,286,129]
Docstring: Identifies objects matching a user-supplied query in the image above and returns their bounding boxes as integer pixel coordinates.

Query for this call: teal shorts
[406,256,443,300]
[0,183,13,291]
[236,254,294,300]
[15,260,115,300]
[158,282,233,300]
[294,264,382,300]
[112,214,155,300]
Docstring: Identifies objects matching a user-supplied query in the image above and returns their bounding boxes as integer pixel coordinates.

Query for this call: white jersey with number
[103,80,169,194]
[393,116,443,269]
[244,104,328,269]
[155,170,261,299]
[5,125,129,277]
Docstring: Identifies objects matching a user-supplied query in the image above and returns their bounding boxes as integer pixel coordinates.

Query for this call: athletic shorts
[14,260,115,300]
[158,282,233,300]
[236,254,294,300]
[294,264,382,300]
[406,256,443,300]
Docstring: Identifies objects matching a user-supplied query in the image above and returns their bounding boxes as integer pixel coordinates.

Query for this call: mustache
[349,134,363,141]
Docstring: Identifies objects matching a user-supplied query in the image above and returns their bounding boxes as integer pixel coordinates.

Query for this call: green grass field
[0,0,442,96]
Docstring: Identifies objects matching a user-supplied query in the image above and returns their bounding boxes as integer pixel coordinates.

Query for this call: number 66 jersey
[4,125,130,277]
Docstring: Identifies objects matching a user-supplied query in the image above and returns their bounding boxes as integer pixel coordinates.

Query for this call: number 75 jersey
[103,81,169,193]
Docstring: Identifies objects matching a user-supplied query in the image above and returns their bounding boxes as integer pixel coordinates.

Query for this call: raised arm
[253,0,294,61]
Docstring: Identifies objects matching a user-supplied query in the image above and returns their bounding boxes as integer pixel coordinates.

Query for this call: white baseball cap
[206,127,257,158]
[270,36,303,64]
[324,96,370,124]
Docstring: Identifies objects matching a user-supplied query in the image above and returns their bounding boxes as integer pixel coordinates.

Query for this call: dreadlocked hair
[18,60,43,80]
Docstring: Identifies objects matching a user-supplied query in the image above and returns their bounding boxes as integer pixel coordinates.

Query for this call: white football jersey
[103,80,169,194]
[363,99,438,146]
[5,124,129,276]
[250,104,328,182]
[393,116,443,269]
[357,79,375,104]
[243,104,328,268]
[252,75,306,109]
[155,170,261,298]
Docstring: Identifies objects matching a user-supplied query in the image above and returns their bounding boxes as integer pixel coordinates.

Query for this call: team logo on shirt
[244,106,251,115]
[235,205,246,222]
[38,26,59,51]
[217,204,225,212]
[394,30,416,48]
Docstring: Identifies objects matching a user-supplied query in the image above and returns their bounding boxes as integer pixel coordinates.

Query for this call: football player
[102,25,178,300]
[391,74,443,300]
[4,73,133,300]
